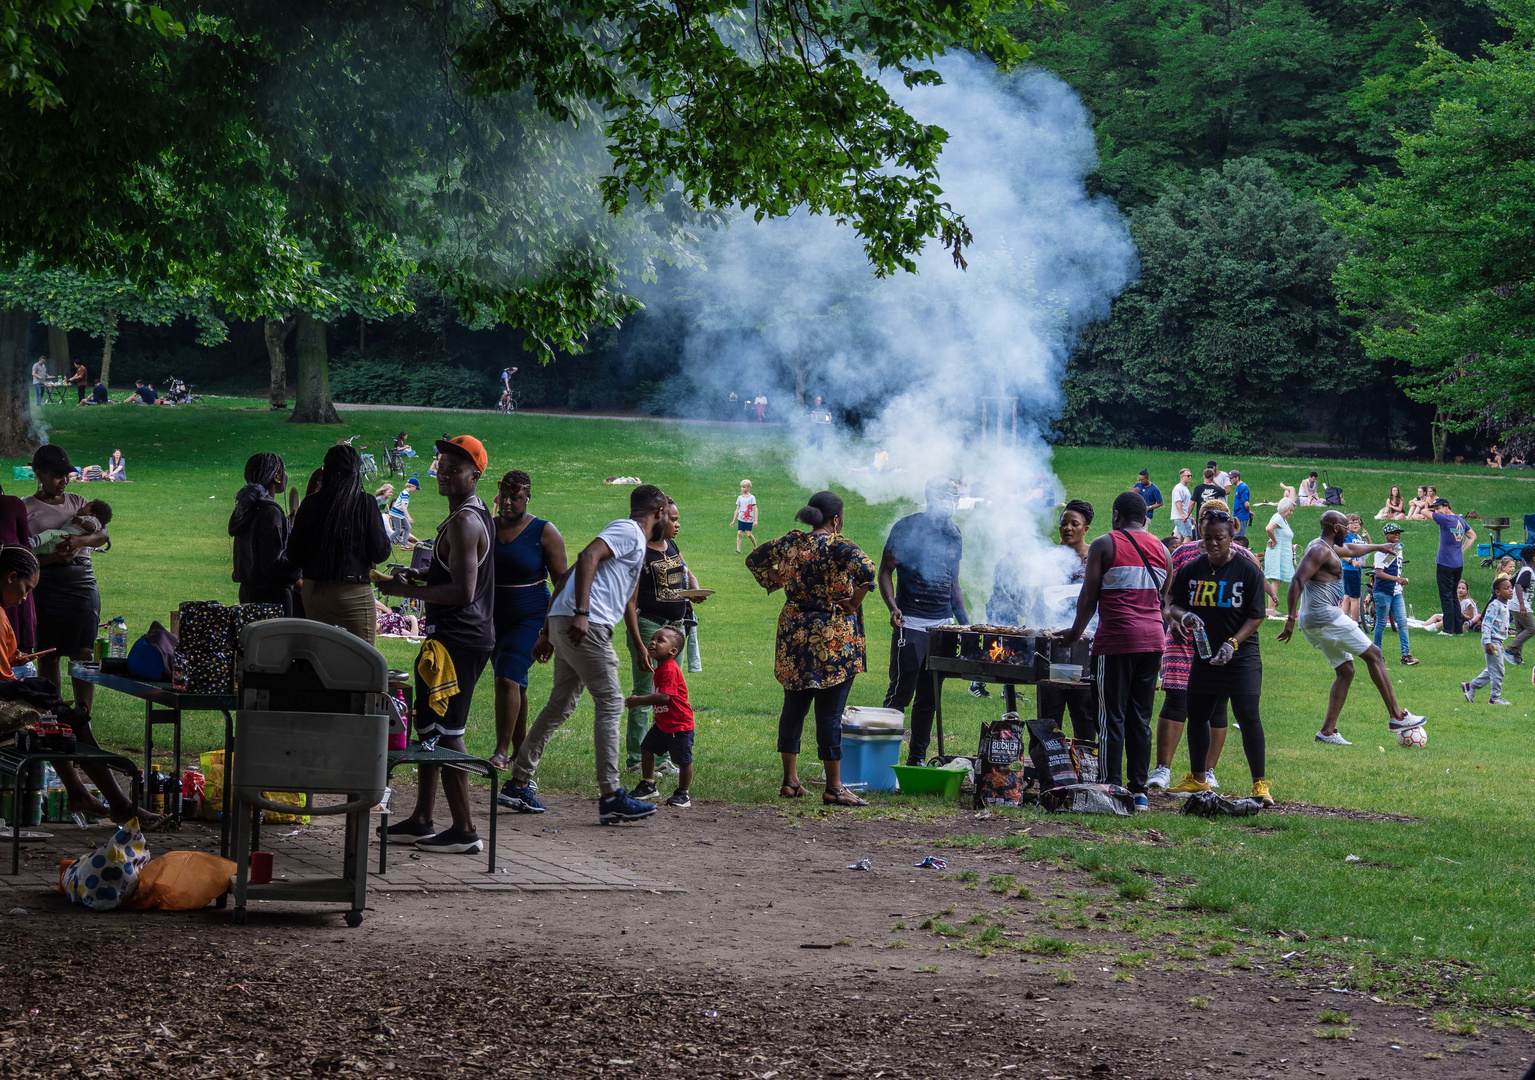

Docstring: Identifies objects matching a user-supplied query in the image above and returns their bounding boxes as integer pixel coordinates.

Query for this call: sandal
[822,786,868,808]
[488,753,510,771]
[779,781,809,798]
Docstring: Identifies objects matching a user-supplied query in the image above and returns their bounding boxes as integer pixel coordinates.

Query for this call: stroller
[163,377,198,405]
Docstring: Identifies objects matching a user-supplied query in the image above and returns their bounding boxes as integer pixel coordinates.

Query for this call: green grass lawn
[22,397,1535,1011]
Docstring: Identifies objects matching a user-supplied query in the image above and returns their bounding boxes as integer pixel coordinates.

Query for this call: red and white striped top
[1091,529,1168,656]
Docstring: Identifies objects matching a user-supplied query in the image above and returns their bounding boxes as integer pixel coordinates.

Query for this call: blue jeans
[1372,590,1409,657]
[34,383,44,405]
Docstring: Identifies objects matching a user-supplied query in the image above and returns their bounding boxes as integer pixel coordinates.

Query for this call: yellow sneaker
[1167,773,1212,795]
[1252,779,1275,807]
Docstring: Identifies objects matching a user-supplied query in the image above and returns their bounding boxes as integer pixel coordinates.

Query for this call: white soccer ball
[1396,726,1428,748]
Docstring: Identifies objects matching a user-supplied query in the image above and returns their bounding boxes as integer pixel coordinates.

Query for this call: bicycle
[498,388,519,415]
[383,443,406,478]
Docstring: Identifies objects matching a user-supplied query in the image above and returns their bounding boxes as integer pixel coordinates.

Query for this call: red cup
[249,850,273,885]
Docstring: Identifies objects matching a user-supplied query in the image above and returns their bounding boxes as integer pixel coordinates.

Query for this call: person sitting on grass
[1431,578,1483,632]
[121,379,158,405]
[625,623,695,809]
[1463,577,1514,706]
[31,500,110,557]
[105,449,126,481]
[79,380,109,407]
[1405,485,1431,520]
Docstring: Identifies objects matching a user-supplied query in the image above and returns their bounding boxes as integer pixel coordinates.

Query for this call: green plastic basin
[891,764,964,800]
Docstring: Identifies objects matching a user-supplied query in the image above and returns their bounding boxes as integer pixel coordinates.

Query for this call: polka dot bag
[63,820,149,910]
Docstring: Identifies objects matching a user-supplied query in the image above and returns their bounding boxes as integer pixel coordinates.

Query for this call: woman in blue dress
[488,470,567,774]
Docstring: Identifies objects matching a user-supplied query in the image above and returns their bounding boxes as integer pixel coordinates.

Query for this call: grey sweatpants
[1469,646,1506,701]
[512,615,625,796]
[1507,610,1535,662]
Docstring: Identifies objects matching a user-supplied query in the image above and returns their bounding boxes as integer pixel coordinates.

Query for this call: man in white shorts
[1278,510,1426,744]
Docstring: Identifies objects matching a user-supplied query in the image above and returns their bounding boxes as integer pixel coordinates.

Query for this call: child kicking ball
[1464,576,1514,706]
[626,624,695,808]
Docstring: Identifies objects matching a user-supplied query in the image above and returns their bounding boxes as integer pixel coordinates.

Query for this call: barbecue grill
[925,624,1092,757]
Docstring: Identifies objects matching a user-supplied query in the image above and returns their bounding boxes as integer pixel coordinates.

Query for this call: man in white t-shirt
[502,484,672,824]
[1208,459,1231,494]
[31,357,48,405]
[1170,469,1194,538]
[1506,547,1535,665]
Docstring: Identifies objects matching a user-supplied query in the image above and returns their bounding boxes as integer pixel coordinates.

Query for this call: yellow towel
[416,640,459,717]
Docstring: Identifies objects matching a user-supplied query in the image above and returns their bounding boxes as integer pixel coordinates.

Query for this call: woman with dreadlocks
[283,444,392,643]
[229,452,301,615]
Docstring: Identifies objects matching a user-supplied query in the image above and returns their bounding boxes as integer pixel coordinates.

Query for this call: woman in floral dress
[746,490,877,806]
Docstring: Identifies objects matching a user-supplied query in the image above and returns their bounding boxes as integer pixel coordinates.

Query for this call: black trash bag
[1039,782,1136,816]
[1180,790,1263,817]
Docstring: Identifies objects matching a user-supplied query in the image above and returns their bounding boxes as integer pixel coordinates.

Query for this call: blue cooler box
[839,707,906,792]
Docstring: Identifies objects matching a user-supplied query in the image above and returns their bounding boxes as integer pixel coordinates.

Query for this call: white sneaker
[1489,697,1513,706]
[1147,765,1172,790]
[1389,711,1427,731]
[1315,730,1352,746]
[1204,770,1219,790]
[657,760,681,777]
[1462,682,1475,703]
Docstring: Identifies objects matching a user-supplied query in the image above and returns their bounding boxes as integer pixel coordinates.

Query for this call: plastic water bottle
[1191,619,1212,659]
[107,617,127,659]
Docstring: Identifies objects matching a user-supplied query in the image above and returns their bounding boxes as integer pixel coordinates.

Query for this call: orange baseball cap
[435,435,487,474]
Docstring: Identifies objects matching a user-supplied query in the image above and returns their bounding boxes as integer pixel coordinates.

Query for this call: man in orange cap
[379,433,495,854]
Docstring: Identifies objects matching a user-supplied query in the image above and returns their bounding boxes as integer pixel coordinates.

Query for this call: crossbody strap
[1116,528,1167,596]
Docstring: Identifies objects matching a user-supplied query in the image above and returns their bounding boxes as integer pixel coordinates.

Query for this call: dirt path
[1,797,1528,1079]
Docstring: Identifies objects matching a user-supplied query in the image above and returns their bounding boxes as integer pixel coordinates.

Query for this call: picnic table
[69,663,237,832]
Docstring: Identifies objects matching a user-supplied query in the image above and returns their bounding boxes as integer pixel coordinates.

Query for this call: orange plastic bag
[120,851,237,911]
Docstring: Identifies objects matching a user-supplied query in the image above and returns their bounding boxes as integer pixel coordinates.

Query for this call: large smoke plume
[651,56,1139,621]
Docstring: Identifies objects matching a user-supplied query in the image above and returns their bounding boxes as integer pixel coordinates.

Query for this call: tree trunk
[47,324,69,374]
[287,314,340,424]
[0,309,40,456]
[100,312,117,389]
[1432,409,1450,464]
[263,315,297,410]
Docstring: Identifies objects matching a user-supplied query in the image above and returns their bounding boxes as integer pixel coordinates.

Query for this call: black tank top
[422,496,495,651]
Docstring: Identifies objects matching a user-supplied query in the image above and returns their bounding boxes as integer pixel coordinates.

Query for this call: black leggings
[1186,689,1266,780]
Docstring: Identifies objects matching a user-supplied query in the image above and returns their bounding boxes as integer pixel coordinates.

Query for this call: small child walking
[1464,576,1514,705]
[626,624,695,808]
[733,479,758,553]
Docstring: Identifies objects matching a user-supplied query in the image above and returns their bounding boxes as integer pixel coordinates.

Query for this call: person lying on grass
[624,623,694,809]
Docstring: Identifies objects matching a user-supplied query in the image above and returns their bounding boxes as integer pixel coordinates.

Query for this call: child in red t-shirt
[625,624,695,808]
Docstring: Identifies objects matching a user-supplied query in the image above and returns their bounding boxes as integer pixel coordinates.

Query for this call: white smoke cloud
[652,56,1139,623]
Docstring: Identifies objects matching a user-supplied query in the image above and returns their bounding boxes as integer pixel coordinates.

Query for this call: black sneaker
[383,818,434,838]
[666,790,691,809]
[632,779,660,801]
[415,828,483,854]
[968,680,991,698]
[598,788,658,825]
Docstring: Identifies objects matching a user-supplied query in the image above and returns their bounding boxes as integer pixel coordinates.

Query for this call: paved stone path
[0,799,679,899]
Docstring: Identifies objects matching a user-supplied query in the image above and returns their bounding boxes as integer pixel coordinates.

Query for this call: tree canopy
[1329,4,1535,459]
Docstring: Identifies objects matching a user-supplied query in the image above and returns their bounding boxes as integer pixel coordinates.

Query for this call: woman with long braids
[229,452,300,614]
[283,443,392,642]
[746,491,877,807]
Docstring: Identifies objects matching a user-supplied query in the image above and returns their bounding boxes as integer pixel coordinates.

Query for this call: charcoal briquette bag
[975,718,1026,807]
